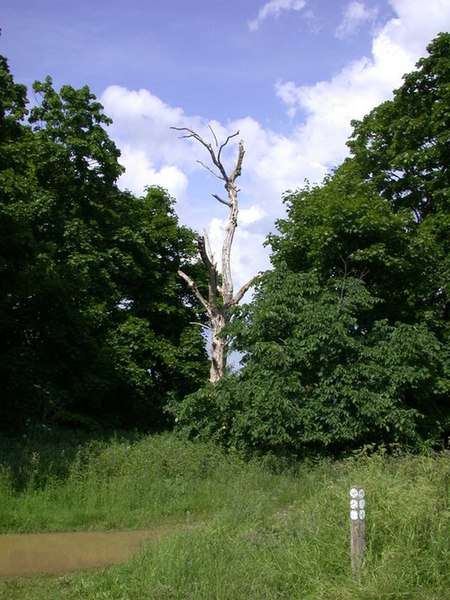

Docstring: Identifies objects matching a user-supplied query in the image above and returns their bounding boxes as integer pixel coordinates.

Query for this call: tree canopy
[0,58,208,432]
[2,35,449,452]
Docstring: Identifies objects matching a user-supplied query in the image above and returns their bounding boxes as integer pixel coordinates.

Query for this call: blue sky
[2,0,450,288]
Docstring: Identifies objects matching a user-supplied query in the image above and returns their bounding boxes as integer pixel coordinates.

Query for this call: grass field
[0,432,449,599]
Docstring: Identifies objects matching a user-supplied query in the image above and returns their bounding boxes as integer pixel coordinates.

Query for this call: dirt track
[0,526,174,578]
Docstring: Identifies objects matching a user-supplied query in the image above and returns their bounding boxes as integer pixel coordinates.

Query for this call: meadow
[0,432,449,599]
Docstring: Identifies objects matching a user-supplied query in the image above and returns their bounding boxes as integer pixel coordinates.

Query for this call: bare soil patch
[0,525,178,578]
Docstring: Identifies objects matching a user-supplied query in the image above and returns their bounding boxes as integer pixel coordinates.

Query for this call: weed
[0,434,449,599]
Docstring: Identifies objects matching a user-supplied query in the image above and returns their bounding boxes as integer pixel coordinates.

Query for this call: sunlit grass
[0,433,449,599]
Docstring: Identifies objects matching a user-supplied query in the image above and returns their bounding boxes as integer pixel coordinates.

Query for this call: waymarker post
[350,486,366,576]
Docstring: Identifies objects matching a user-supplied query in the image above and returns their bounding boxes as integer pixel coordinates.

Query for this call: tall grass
[0,433,449,599]
[0,432,264,532]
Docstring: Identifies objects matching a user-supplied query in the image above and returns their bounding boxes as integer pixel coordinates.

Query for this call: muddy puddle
[0,525,177,578]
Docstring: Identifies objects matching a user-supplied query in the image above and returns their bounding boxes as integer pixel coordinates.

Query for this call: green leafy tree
[172,35,450,455]
[348,33,450,222]
[175,176,447,454]
[0,59,208,431]
[348,32,450,338]
[0,57,41,427]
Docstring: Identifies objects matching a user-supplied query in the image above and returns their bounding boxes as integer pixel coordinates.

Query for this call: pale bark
[172,126,260,382]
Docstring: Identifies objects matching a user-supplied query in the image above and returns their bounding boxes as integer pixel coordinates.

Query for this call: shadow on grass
[0,428,141,492]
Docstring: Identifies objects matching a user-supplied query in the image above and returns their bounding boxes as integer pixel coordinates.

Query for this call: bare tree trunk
[210,312,226,383]
[172,126,259,383]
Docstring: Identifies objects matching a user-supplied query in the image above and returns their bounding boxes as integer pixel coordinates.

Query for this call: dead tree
[171,126,259,383]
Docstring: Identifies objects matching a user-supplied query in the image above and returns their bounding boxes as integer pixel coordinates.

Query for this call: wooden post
[350,486,366,576]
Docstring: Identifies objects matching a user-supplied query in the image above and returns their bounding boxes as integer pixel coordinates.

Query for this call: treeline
[0,60,208,432]
[1,34,449,454]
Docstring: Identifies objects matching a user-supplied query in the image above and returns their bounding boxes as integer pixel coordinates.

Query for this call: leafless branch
[231,273,262,307]
[209,124,219,148]
[217,131,240,166]
[178,269,210,316]
[197,235,214,273]
[228,140,245,184]
[197,235,219,312]
[197,160,223,181]
[171,126,242,185]
[203,229,216,266]
[212,193,231,207]
[189,321,212,332]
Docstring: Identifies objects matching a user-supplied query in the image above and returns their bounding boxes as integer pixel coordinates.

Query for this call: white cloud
[275,29,412,143]
[275,0,450,177]
[117,146,188,200]
[239,205,266,226]
[232,227,270,289]
[335,2,379,39]
[100,85,204,170]
[248,0,306,32]
[384,0,450,57]
[101,0,450,286]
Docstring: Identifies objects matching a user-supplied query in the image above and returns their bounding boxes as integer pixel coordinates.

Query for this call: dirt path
[0,525,179,578]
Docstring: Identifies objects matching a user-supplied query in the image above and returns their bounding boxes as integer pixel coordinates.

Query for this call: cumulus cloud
[382,0,450,57]
[117,146,188,200]
[335,2,379,39]
[100,85,213,205]
[101,86,204,168]
[248,0,306,32]
[275,0,450,177]
[275,29,412,154]
[239,205,267,226]
[100,0,450,286]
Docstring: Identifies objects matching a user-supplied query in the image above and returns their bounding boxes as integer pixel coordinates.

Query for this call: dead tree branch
[172,125,256,382]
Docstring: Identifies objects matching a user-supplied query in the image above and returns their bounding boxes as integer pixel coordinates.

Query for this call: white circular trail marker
[349,486,366,576]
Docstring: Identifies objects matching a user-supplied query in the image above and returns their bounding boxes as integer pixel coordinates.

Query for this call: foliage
[347,33,450,222]
[0,58,208,432]
[175,268,447,455]
[1,433,450,599]
[0,431,284,532]
[347,32,450,341]
[171,34,450,455]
